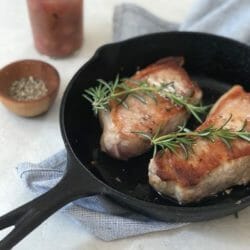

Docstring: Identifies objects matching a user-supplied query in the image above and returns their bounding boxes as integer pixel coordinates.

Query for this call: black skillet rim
[60,31,250,216]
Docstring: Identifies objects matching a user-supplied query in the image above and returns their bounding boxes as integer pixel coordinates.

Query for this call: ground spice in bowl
[9,76,48,101]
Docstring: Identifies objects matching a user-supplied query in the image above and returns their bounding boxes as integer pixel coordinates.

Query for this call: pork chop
[149,85,250,203]
[100,57,202,160]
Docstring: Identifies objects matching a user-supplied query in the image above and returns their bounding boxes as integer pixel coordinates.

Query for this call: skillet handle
[0,158,99,250]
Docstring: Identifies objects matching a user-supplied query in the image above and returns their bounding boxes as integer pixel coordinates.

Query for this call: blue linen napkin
[113,0,250,43]
[17,0,250,241]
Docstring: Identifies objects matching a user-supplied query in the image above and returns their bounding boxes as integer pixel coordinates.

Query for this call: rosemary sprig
[83,76,158,115]
[83,76,210,122]
[134,115,250,158]
[163,92,210,123]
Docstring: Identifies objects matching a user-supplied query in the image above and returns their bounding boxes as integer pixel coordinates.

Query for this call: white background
[0,0,250,249]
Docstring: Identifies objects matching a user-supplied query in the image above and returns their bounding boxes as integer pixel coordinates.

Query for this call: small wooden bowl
[0,60,60,117]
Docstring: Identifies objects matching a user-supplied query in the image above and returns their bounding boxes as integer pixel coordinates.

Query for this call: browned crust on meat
[154,85,250,187]
[110,57,201,140]
[149,155,250,204]
[111,94,186,139]
[132,57,184,79]
[132,57,194,95]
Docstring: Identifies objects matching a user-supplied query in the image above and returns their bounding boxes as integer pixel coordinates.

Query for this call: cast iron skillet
[1,32,250,249]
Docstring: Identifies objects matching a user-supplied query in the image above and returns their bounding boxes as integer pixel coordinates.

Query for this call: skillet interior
[63,32,250,210]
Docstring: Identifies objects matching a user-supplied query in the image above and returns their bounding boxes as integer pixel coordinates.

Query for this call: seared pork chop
[149,85,250,204]
[100,57,202,160]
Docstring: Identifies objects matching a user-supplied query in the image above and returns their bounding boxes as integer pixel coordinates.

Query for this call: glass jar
[27,0,83,57]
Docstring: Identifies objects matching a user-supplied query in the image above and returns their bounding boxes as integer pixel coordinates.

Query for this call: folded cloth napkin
[17,150,186,241]
[17,0,250,241]
[113,0,250,43]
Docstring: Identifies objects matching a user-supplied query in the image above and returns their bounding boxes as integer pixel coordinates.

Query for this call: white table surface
[0,0,250,249]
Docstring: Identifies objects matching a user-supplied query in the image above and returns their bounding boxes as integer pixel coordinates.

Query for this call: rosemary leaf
[130,93,147,104]
[238,134,250,141]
